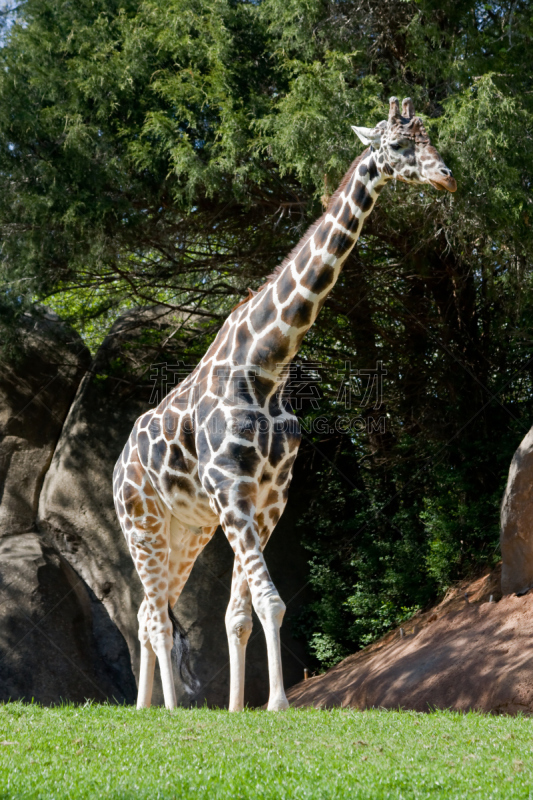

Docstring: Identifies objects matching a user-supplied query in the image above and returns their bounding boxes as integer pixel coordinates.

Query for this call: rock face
[37,308,159,686]
[500,427,533,595]
[0,311,90,539]
[0,310,134,704]
[38,306,312,707]
[0,533,135,704]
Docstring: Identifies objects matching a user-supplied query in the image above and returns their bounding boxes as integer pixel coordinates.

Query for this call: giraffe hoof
[267,698,290,711]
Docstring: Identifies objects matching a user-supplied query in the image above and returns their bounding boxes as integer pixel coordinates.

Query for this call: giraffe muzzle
[428,175,457,193]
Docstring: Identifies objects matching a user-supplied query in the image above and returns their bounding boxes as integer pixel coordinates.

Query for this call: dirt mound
[288,564,533,715]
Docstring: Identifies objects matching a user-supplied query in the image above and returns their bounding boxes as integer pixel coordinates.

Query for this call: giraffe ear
[351,125,382,146]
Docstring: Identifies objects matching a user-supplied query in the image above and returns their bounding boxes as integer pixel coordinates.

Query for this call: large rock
[38,307,312,706]
[0,310,90,538]
[0,310,134,703]
[501,427,533,595]
[0,533,135,704]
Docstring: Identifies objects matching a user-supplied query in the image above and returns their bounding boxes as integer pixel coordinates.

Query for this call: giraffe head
[352,96,457,192]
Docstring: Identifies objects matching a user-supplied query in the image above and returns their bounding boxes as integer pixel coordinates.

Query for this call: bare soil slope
[288,564,533,715]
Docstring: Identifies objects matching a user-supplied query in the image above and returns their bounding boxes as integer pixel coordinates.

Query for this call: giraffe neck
[245,148,387,377]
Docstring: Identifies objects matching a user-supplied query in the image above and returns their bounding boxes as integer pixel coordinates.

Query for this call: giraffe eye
[390,142,402,151]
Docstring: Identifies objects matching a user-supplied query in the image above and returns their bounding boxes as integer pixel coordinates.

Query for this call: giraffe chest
[197,404,301,521]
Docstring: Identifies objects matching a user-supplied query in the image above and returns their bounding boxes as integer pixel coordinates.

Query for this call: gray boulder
[0,310,134,703]
[0,533,135,704]
[38,309,155,679]
[501,426,533,595]
[0,310,90,538]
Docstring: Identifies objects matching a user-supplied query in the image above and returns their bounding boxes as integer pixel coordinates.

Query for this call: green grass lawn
[0,704,532,799]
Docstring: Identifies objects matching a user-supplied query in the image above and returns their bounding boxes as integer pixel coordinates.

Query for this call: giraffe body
[113,97,456,710]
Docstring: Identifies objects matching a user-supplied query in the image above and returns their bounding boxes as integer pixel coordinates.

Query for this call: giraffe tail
[168,604,200,697]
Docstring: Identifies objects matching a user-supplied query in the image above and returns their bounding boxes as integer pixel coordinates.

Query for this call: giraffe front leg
[252,529,288,712]
[218,490,288,712]
[227,558,287,711]
[225,561,253,712]
[256,590,288,711]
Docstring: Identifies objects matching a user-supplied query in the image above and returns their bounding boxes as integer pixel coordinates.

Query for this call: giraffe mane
[231,147,371,311]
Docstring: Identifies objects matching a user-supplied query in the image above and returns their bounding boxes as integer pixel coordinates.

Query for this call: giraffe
[113,96,456,712]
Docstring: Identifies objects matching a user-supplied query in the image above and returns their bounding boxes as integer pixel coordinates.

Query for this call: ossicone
[388,96,400,122]
[402,97,414,119]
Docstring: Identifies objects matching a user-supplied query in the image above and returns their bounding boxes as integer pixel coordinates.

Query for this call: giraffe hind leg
[133,567,176,709]
[122,501,177,706]
[137,600,156,709]
[138,598,178,710]
[115,444,180,708]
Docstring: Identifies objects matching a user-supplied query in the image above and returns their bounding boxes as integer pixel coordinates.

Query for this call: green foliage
[43,286,136,353]
[0,0,288,323]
